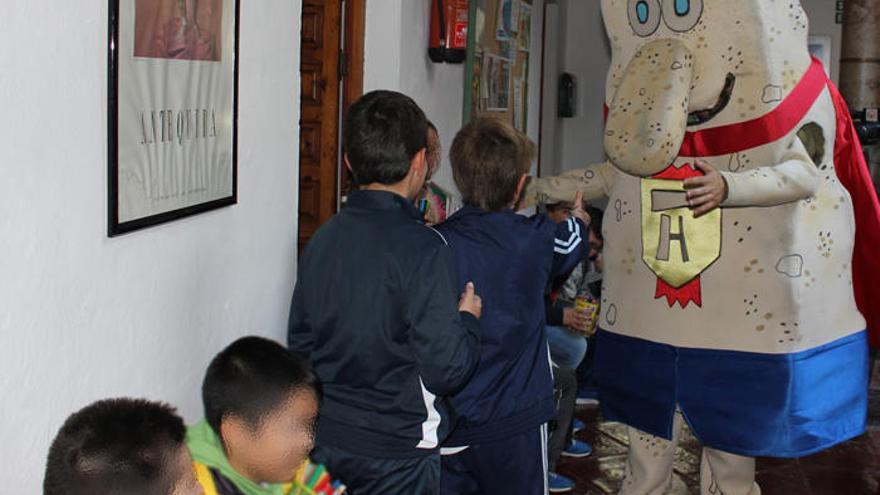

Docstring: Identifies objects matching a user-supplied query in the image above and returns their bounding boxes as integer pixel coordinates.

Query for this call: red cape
[828,81,880,348]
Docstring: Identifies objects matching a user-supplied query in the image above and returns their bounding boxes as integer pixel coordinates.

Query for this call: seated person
[543,201,594,493]
[187,336,344,495]
[573,206,604,405]
[547,202,606,406]
[544,200,592,370]
[44,398,201,495]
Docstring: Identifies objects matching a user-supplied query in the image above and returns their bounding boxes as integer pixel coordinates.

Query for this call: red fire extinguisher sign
[429,0,469,64]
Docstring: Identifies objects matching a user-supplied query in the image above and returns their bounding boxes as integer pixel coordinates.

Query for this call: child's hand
[684,160,728,217]
[570,190,591,226]
[459,282,483,319]
[563,307,589,331]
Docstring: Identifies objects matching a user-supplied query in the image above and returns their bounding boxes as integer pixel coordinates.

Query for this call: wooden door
[298,0,365,253]
[299,0,342,253]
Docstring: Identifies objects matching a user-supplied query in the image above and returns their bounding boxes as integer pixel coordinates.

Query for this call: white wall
[0,1,302,492]
[398,0,467,192]
[363,0,405,92]
[801,0,843,84]
[554,0,610,175]
[364,0,544,193]
[539,2,563,176]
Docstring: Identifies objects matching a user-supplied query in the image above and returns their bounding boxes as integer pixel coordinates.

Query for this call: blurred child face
[594,252,605,273]
[426,127,441,180]
[546,204,573,224]
[224,389,319,484]
[588,230,603,261]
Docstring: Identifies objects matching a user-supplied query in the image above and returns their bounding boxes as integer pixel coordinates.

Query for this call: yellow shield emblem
[640,178,722,288]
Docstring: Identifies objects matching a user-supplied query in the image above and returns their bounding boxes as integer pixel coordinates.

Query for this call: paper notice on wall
[513,77,524,131]
[475,5,486,50]
[518,3,532,52]
[496,0,516,40]
[486,54,511,112]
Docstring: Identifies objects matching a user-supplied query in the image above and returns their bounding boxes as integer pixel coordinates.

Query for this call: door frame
[339,0,366,204]
[343,0,366,114]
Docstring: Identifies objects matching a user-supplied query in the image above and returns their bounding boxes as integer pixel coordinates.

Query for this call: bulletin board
[463,0,534,132]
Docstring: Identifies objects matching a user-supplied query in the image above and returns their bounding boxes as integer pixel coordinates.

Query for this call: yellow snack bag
[573,294,600,336]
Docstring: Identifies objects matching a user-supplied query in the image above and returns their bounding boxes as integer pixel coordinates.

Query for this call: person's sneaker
[576,387,599,406]
[548,472,575,493]
[571,418,586,433]
[561,439,593,458]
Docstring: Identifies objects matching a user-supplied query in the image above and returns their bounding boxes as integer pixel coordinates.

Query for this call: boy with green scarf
[187,337,344,495]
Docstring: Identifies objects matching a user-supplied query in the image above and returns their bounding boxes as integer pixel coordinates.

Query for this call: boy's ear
[219,416,250,451]
[512,174,530,208]
[344,153,361,187]
[410,148,428,176]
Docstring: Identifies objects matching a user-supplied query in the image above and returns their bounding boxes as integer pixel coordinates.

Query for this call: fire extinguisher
[429,0,469,64]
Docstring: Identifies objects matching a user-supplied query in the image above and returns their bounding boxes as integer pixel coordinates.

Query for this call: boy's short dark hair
[44,398,186,495]
[203,336,320,437]
[586,205,604,242]
[450,116,536,211]
[544,201,573,213]
[343,90,428,186]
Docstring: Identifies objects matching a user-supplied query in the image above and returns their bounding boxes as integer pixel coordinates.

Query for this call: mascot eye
[662,0,703,32]
[627,0,662,37]
[637,2,650,22]
[674,0,690,15]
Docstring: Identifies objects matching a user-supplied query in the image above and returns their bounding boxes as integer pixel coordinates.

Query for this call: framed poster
[108,0,239,236]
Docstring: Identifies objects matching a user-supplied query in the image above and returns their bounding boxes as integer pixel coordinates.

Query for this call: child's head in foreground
[44,398,201,495]
[450,116,536,212]
[202,336,321,484]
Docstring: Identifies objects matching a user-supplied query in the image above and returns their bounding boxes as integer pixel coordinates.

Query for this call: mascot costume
[530,0,880,493]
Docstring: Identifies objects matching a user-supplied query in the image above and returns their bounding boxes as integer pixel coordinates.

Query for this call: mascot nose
[605,38,694,177]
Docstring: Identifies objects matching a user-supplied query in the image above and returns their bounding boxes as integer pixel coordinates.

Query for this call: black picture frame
[108,0,239,236]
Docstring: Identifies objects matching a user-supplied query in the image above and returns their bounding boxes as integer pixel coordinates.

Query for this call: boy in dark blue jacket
[436,117,590,495]
[288,90,482,495]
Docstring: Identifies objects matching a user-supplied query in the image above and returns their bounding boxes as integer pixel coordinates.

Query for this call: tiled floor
[558,392,880,494]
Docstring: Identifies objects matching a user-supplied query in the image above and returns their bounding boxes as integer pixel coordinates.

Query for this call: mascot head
[600,0,813,176]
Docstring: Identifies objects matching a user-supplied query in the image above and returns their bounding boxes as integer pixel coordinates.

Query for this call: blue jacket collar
[347,189,423,220]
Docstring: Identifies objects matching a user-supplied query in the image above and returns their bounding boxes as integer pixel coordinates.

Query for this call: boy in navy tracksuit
[436,117,591,494]
[288,91,482,494]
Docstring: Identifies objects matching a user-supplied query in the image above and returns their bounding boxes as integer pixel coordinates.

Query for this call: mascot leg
[699,448,760,495]
[619,413,687,495]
